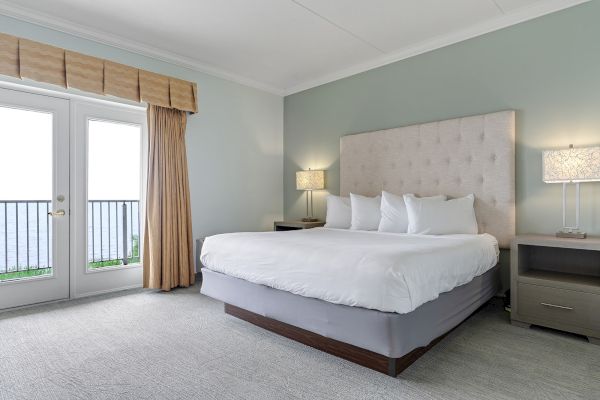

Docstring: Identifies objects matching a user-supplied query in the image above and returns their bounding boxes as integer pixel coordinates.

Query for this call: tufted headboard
[340,110,515,248]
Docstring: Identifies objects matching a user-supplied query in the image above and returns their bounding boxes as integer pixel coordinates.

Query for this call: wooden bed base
[224,303,447,377]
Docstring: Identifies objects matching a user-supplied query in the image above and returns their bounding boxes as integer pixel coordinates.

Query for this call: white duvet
[200,228,499,314]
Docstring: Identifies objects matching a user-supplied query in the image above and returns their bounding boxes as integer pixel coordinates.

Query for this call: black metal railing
[0,200,52,279]
[0,199,140,280]
[87,200,140,268]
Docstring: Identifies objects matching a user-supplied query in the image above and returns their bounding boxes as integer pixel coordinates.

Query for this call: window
[87,119,142,269]
[0,106,53,281]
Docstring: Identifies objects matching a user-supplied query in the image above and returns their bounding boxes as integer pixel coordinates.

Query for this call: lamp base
[301,217,320,222]
[556,230,587,239]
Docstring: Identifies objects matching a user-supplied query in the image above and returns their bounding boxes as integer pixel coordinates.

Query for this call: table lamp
[296,169,325,222]
[542,144,600,238]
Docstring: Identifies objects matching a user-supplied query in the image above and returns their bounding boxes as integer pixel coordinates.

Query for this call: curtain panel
[143,105,195,291]
[0,32,197,113]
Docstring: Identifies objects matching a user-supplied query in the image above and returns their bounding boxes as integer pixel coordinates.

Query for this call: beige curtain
[143,105,195,291]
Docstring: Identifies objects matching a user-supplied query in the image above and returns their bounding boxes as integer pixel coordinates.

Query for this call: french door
[0,88,70,309]
[0,85,146,310]
[71,101,146,298]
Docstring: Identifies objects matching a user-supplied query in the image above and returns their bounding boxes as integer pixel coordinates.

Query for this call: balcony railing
[0,200,52,280]
[88,200,140,269]
[0,200,140,280]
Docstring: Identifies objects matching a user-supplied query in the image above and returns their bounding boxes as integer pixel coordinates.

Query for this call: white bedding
[200,228,499,314]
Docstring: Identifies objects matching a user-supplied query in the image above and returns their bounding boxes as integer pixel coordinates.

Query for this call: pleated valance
[0,32,197,113]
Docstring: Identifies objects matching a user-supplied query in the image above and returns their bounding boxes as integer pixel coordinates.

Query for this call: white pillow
[404,193,478,235]
[378,191,446,233]
[324,195,351,229]
[350,193,381,231]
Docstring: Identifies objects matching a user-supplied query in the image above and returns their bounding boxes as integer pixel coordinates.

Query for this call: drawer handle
[540,302,573,310]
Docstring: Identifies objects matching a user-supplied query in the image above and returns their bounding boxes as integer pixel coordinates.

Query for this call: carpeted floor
[0,285,598,400]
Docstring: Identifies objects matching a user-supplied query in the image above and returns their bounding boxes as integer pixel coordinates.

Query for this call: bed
[200,110,515,376]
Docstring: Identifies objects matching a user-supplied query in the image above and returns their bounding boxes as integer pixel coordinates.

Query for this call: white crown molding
[0,1,286,96]
[284,0,590,95]
[0,0,588,98]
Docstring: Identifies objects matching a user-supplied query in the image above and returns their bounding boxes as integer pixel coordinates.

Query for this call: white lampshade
[543,145,600,183]
[296,170,325,190]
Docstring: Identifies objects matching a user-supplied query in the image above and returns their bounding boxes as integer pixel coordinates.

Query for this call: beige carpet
[0,284,598,400]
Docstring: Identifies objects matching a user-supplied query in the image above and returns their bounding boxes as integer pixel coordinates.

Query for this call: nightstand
[273,220,325,231]
[510,235,600,344]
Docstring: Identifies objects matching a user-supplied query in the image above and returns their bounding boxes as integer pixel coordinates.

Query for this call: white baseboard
[73,284,143,299]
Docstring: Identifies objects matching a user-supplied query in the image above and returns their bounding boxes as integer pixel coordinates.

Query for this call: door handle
[48,209,66,217]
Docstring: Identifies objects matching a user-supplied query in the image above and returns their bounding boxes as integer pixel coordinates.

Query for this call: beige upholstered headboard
[340,110,515,248]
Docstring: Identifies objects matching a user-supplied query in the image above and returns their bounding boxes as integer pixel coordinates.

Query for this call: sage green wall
[284,1,600,239]
[0,15,284,243]
[284,2,600,291]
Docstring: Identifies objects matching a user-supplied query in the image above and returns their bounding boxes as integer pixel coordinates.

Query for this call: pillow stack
[350,193,381,230]
[404,193,478,235]
[324,191,478,235]
[323,195,352,229]
[378,191,445,233]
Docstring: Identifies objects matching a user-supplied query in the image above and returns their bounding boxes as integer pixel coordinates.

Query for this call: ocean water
[0,201,139,272]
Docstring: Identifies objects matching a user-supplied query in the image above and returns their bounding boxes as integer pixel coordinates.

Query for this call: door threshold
[0,284,143,314]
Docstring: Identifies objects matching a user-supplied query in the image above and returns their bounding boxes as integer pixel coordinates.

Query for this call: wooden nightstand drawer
[518,283,600,331]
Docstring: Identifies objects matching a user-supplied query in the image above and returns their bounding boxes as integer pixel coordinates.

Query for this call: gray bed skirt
[200,266,499,359]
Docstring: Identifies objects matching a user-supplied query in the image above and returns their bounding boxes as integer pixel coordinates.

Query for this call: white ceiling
[0,0,588,95]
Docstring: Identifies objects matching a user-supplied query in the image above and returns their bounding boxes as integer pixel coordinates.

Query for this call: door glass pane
[0,106,53,281]
[87,119,141,269]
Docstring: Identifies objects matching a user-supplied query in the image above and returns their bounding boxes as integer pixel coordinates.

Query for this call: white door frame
[0,87,70,309]
[70,100,148,298]
[0,79,147,307]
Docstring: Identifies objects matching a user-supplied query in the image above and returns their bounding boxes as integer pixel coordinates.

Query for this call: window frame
[0,78,148,299]
[85,116,145,272]
[70,100,147,298]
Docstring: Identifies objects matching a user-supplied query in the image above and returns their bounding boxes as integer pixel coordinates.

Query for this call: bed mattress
[201,265,499,358]
[200,228,499,314]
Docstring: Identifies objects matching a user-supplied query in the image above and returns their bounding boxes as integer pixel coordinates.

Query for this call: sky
[88,119,141,200]
[0,106,141,201]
